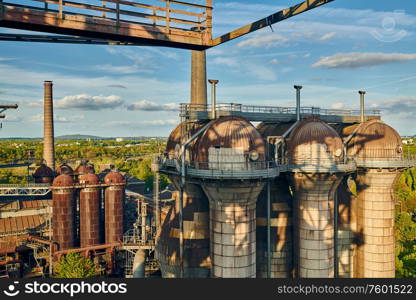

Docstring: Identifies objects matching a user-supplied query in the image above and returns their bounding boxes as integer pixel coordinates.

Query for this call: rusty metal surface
[193,116,266,163]
[52,175,75,250]
[103,172,125,185]
[0,215,49,235]
[346,120,403,160]
[256,122,294,138]
[166,121,208,159]
[33,164,54,183]
[55,164,74,176]
[75,162,95,176]
[104,172,125,244]
[155,182,211,277]
[287,117,343,164]
[79,174,101,247]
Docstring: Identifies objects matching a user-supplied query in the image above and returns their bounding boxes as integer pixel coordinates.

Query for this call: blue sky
[0,0,416,137]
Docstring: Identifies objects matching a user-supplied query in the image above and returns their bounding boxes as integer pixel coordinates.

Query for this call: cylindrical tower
[155,180,211,278]
[52,174,75,250]
[79,173,101,247]
[287,118,347,278]
[55,163,74,176]
[155,122,211,278]
[43,81,55,170]
[193,116,267,278]
[346,120,404,278]
[33,164,54,184]
[256,122,295,278]
[104,172,125,244]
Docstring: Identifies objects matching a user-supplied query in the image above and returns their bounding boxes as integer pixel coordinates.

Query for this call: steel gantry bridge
[0,0,335,49]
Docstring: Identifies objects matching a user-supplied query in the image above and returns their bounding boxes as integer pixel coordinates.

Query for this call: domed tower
[33,164,54,184]
[79,173,101,247]
[75,161,95,181]
[256,122,295,278]
[55,164,74,176]
[103,172,125,244]
[155,121,211,278]
[286,118,353,278]
[193,116,269,278]
[345,120,407,278]
[52,174,75,250]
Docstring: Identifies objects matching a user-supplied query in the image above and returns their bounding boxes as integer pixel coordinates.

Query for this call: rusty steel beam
[0,1,211,50]
[0,33,151,45]
[211,0,335,46]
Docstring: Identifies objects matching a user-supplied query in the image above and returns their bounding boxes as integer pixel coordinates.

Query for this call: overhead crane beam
[211,0,335,47]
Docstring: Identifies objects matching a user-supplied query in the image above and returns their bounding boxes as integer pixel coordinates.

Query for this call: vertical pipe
[43,81,55,171]
[334,189,339,278]
[141,201,147,244]
[294,85,303,121]
[359,91,366,123]
[179,185,184,278]
[152,157,160,232]
[208,79,219,119]
[266,180,271,278]
[190,50,207,110]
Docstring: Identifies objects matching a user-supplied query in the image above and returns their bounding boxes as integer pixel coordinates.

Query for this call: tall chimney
[359,90,366,123]
[190,50,207,110]
[43,81,55,170]
[294,85,303,121]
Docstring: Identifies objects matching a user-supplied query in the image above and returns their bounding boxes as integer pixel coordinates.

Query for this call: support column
[355,169,400,278]
[291,173,342,278]
[190,50,207,108]
[203,182,264,278]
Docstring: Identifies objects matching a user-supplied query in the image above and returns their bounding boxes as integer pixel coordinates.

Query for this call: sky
[0,0,416,137]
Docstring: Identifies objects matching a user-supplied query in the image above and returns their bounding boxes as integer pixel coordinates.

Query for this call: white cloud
[29,114,85,123]
[237,33,288,49]
[331,103,344,109]
[319,32,337,41]
[56,94,124,110]
[212,57,239,67]
[127,100,178,112]
[312,53,416,69]
[94,64,153,75]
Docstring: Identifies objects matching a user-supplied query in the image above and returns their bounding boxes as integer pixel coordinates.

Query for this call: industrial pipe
[359,90,366,123]
[208,79,219,119]
[294,85,303,121]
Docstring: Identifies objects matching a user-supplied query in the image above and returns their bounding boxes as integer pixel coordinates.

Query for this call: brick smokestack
[43,81,55,170]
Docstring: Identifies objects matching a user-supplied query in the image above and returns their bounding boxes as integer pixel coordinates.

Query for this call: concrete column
[256,176,293,278]
[203,182,265,278]
[355,169,400,278]
[336,176,358,278]
[43,81,55,170]
[190,50,207,108]
[291,173,342,278]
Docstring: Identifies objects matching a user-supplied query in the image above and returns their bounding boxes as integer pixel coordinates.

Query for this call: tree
[395,212,416,278]
[54,252,98,278]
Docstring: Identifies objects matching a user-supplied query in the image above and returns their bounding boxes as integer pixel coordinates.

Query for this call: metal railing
[2,0,213,33]
[180,103,381,117]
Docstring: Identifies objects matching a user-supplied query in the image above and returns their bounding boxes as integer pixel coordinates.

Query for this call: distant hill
[56,134,104,140]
